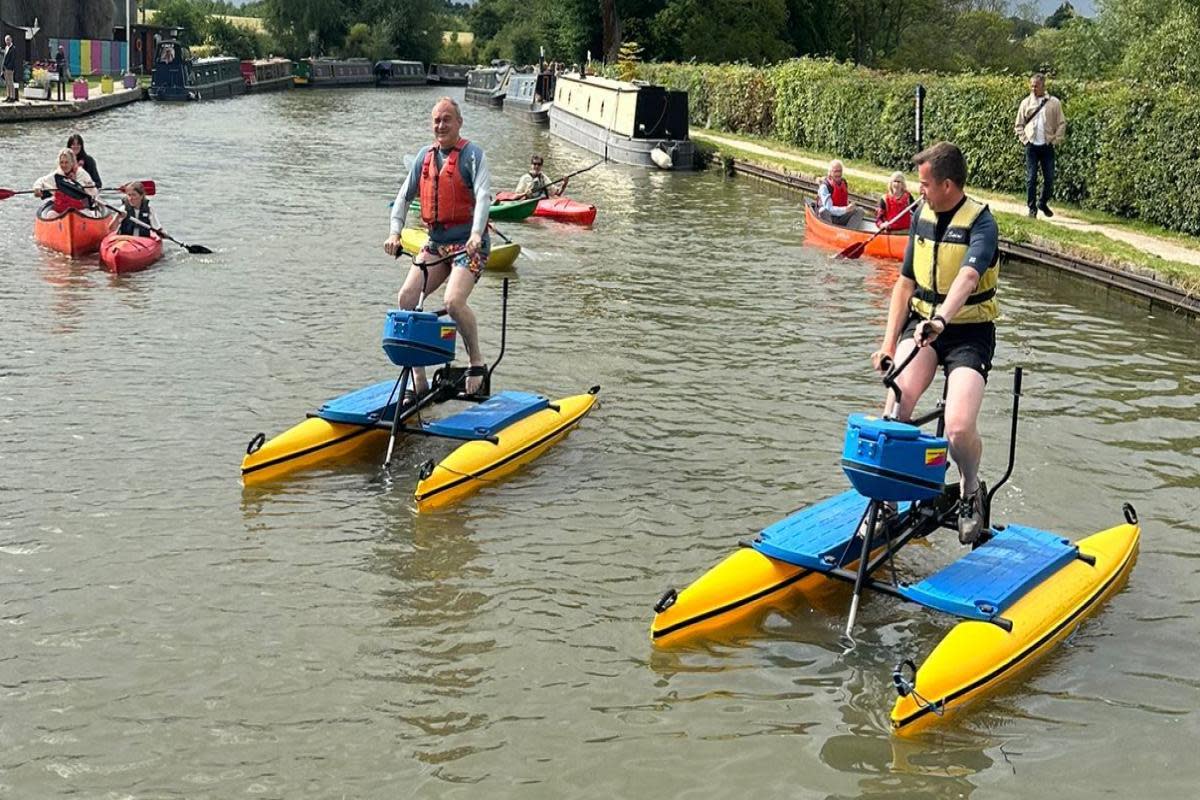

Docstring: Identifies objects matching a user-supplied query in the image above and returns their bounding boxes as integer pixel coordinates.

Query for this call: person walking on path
[2,35,17,103]
[870,142,1001,545]
[384,96,492,398]
[1015,73,1065,219]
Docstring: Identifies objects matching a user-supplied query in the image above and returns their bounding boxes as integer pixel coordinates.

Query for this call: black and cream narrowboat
[548,73,693,169]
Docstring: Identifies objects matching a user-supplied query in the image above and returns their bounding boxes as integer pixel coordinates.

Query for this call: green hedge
[637,59,1200,235]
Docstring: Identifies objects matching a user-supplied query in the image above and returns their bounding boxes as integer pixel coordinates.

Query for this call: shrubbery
[637,59,1200,235]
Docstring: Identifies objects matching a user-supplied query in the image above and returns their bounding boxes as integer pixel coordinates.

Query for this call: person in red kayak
[110,182,165,239]
[875,172,915,232]
[32,149,99,213]
[512,154,566,199]
[816,159,861,227]
[384,97,492,398]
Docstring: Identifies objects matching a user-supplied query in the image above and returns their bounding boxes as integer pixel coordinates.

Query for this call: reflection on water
[2,88,1199,797]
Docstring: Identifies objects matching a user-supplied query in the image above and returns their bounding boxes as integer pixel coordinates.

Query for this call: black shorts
[901,313,996,381]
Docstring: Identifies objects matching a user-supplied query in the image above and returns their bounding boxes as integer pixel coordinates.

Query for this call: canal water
[2,87,1197,798]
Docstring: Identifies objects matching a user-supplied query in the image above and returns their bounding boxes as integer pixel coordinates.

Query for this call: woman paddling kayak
[32,148,99,213]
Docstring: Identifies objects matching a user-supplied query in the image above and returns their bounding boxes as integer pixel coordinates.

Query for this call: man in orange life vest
[816,159,861,227]
[384,97,492,397]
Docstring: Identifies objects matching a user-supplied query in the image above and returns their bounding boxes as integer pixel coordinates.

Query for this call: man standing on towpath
[384,97,492,398]
[1015,73,1066,219]
[870,142,1001,544]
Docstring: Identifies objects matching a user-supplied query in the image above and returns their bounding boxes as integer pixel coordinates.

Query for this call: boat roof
[557,73,659,93]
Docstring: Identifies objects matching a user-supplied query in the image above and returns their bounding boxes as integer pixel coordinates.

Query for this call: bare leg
[886,338,939,421]
[442,266,483,393]
[943,366,986,493]
[396,258,449,393]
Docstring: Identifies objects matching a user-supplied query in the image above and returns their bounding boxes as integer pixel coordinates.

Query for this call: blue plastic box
[840,413,949,501]
[381,310,457,367]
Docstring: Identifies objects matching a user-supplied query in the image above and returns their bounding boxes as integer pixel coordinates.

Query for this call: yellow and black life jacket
[909,197,999,323]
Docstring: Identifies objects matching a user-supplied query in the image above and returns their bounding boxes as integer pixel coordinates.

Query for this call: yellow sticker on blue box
[925,447,948,467]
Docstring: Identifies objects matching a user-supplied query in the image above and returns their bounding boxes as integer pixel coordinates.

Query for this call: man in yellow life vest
[870,141,1000,544]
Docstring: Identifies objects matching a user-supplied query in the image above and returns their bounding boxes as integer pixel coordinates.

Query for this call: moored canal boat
[503,70,554,125]
[240,57,294,93]
[465,64,511,107]
[427,63,470,85]
[302,58,374,87]
[149,40,246,101]
[375,60,426,86]
[549,73,693,169]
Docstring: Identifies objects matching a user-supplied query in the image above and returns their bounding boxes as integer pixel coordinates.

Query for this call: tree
[154,0,210,47]
[650,0,793,63]
[602,0,622,61]
[263,0,353,56]
[1044,1,1076,28]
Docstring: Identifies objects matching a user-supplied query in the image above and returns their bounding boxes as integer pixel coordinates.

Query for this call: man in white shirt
[1014,73,1066,218]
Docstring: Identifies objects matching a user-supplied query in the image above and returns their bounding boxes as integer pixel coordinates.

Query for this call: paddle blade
[0,188,17,200]
[185,243,213,254]
[835,241,867,260]
[115,180,156,196]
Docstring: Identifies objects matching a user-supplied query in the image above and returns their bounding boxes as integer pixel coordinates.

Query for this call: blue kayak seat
[315,379,401,425]
[897,524,1079,622]
[751,490,910,572]
[421,391,549,441]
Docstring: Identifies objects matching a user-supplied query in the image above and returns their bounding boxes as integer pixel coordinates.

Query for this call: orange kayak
[34,202,113,256]
[803,201,907,261]
[99,233,164,274]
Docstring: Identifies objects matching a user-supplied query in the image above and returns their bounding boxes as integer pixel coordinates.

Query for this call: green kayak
[407,196,539,222]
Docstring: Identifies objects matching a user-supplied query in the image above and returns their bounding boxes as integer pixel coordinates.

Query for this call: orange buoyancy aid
[419,139,475,228]
[879,192,914,230]
[823,177,849,207]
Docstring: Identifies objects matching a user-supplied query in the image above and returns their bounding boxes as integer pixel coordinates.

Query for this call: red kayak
[99,233,164,274]
[495,192,597,226]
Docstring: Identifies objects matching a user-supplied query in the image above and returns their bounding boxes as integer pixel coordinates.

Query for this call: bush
[635,58,1200,234]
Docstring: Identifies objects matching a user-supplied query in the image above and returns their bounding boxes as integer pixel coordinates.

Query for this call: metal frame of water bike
[377,249,509,466]
[837,345,1025,643]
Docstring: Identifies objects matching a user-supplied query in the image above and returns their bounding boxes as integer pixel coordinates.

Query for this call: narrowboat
[548,73,693,169]
[302,58,375,87]
[503,70,554,125]
[240,57,294,93]
[149,40,246,101]
[292,60,310,86]
[427,63,470,86]
[375,60,426,86]
[465,64,511,107]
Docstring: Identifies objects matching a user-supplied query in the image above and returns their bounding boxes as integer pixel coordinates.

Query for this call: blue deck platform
[898,524,1078,621]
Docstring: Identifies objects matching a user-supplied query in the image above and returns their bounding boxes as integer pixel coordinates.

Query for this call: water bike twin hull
[650,356,1140,734]
[241,276,598,510]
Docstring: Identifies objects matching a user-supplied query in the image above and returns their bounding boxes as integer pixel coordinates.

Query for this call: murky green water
[2,87,1198,798]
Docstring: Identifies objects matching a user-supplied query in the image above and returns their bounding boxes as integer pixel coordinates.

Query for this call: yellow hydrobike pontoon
[650,351,1139,734]
[241,252,598,510]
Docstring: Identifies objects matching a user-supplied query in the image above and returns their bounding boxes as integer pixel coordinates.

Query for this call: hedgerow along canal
[1,87,1197,798]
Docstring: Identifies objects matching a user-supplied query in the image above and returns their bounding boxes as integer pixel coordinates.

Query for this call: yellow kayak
[415,390,599,510]
[400,227,521,271]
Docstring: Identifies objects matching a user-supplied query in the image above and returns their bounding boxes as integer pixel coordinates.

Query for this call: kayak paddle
[542,158,605,194]
[103,180,158,196]
[833,197,921,260]
[0,187,41,200]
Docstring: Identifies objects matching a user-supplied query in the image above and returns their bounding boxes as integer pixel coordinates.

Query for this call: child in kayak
[32,149,99,213]
[110,182,165,239]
